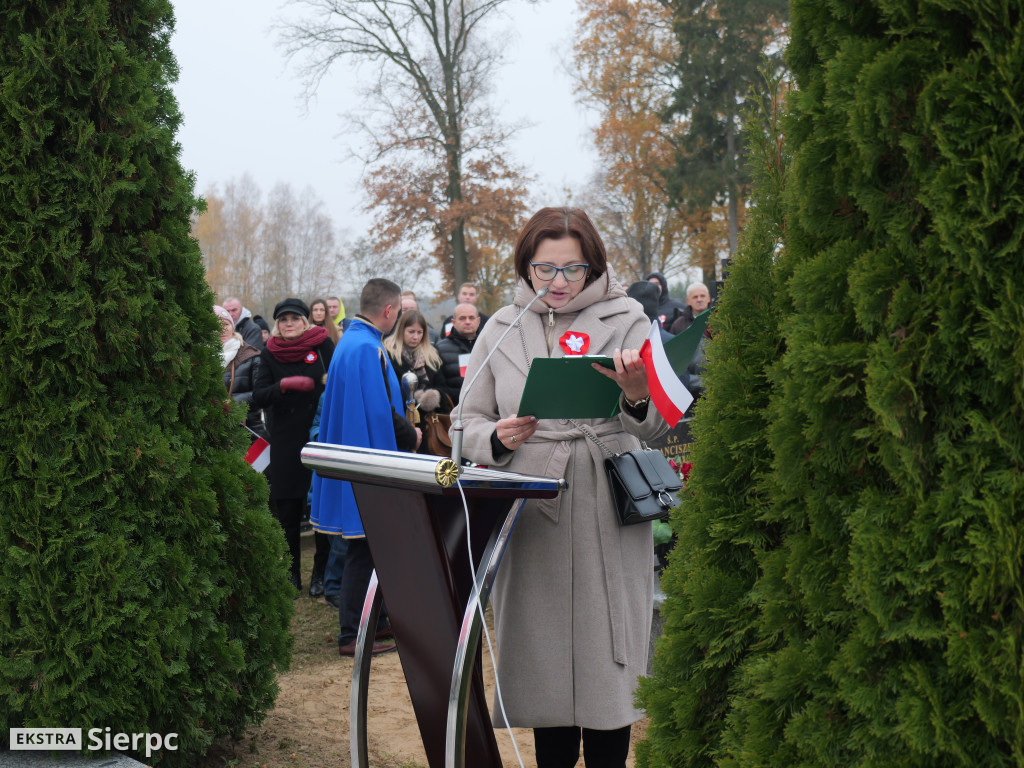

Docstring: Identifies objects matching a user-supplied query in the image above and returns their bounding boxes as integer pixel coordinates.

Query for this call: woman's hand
[592,348,649,402]
[496,414,538,451]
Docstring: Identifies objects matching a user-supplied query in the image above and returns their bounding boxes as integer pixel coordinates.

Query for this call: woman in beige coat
[459,207,667,767]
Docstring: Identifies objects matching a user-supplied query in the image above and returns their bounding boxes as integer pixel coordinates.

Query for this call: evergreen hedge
[640,1,1024,765]
[636,75,791,767]
[0,2,294,765]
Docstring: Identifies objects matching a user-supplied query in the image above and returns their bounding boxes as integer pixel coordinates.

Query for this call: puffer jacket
[224,343,263,428]
[435,329,477,405]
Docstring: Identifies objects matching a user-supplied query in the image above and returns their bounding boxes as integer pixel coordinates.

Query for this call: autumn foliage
[360,112,533,306]
[573,0,730,285]
[192,176,340,316]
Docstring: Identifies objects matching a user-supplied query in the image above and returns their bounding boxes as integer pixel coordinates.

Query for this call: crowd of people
[213,211,712,766]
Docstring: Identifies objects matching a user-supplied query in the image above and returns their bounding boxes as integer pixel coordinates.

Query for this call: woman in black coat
[252,298,334,592]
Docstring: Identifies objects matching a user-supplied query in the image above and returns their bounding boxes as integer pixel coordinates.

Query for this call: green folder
[518,356,621,418]
[516,309,710,419]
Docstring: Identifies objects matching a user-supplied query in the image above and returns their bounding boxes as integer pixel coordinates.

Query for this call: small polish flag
[639,322,693,428]
[459,353,471,378]
[245,437,271,472]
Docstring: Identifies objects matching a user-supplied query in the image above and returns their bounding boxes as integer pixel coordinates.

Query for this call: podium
[301,444,565,768]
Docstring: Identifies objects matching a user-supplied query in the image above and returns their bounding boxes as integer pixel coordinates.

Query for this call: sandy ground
[198,531,648,768]
[270,635,533,767]
[265,631,644,768]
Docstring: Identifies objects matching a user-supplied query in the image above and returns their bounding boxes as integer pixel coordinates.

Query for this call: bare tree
[278,0,530,290]
[263,183,339,298]
[574,170,696,284]
[193,177,343,316]
[194,175,265,305]
[336,235,431,296]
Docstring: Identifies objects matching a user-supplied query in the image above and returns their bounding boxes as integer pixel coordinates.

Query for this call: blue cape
[310,318,404,537]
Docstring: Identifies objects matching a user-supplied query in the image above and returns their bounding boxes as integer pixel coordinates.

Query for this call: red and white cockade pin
[558,331,590,355]
[305,350,319,363]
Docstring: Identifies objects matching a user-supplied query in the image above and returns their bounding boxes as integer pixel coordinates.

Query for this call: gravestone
[647,417,693,464]
[0,753,146,767]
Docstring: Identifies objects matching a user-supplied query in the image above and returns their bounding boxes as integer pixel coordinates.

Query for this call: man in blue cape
[311,277,419,655]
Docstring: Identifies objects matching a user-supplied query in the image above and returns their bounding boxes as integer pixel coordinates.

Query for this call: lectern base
[301,444,565,768]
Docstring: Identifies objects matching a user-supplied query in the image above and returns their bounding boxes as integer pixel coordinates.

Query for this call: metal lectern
[300,444,565,768]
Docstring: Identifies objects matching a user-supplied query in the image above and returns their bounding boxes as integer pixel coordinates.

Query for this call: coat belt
[524,424,635,666]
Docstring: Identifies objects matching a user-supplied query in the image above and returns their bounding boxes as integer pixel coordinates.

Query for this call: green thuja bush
[640,1,1024,765]
[0,1,293,764]
[636,76,791,768]
[760,1,1024,763]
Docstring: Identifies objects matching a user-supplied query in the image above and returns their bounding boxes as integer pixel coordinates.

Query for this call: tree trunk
[444,49,466,290]
[451,220,467,289]
[640,225,652,280]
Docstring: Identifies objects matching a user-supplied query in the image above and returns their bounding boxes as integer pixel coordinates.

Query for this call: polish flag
[459,353,471,378]
[245,437,271,472]
[639,322,693,428]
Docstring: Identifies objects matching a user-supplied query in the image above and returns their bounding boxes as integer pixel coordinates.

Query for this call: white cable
[456,476,526,768]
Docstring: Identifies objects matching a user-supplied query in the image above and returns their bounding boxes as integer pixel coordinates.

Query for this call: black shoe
[309,576,325,598]
[322,592,341,610]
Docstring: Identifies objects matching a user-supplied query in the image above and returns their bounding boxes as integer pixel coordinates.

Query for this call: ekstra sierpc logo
[10,727,178,757]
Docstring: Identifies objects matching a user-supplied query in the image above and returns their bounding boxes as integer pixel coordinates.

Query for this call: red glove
[280,376,315,393]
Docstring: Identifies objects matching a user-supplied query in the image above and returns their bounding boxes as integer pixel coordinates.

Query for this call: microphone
[450,285,550,471]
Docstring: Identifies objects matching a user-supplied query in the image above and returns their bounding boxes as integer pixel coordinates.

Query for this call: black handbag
[574,421,682,526]
[604,448,682,525]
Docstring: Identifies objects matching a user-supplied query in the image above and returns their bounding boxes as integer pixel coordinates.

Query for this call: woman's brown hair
[513,207,608,285]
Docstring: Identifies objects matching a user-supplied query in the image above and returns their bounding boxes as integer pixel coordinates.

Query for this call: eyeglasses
[530,262,590,282]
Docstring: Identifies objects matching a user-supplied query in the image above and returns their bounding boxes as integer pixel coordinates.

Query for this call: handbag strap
[573,419,616,458]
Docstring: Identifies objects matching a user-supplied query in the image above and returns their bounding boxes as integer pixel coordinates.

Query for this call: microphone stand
[449,286,549,472]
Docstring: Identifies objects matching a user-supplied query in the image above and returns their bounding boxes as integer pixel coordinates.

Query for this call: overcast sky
[169,0,601,244]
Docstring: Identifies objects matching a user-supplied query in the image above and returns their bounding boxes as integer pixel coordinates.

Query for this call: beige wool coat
[459,268,667,730]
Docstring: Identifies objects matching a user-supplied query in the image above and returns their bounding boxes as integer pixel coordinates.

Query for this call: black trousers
[337,538,388,644]
[271,497,302,582]
[312,531,330,580]
[533,725,632,768]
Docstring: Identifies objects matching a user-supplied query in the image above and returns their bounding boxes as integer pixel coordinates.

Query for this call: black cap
[273,298,310,320]
[252,315,270,332]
